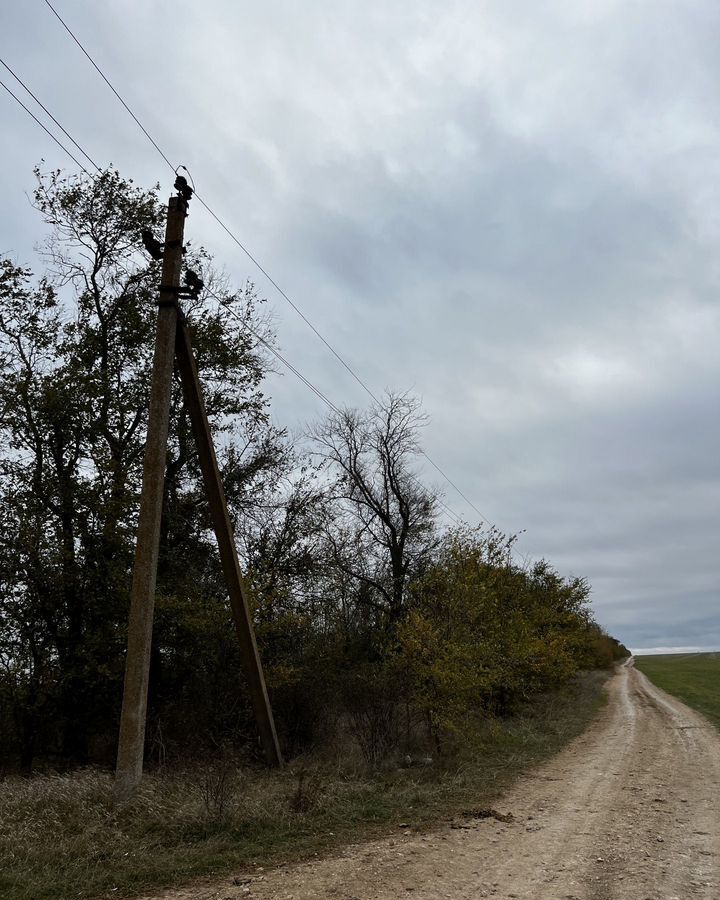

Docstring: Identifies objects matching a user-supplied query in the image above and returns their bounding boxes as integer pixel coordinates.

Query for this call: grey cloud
[1,0,718,650]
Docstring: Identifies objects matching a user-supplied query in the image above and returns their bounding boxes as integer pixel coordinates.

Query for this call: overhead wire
[41,0,175,172]
[39,0,387,405]
[192,194,385,407]
[40,1,494,532]
[205,287,343,417]
[0,56,101,172]
[0,76,90,175]
[198,201,492,526]
[205,286,464,527]
[197,196,488,525]
[419,453,490,526]
[31,3,495,533]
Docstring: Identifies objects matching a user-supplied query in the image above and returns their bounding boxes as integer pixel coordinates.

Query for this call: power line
[193,194,385,407]
[206,288,343,417]
[36,2,491,530]
[41,0,175,172]
[204,287,463,527]
[0,56,100,172]
[196,200,488,524]
[420,453,491,526]
[0,77,90,175]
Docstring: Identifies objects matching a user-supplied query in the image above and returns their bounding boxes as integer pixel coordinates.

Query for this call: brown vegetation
[0,671,609,900]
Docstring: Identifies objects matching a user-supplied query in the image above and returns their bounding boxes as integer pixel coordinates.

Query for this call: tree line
[0,168,628,772]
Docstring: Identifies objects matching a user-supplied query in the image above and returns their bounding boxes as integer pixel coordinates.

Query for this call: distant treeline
[0,168,629,771]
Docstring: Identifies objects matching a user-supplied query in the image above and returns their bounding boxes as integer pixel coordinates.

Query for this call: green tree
[399,526,597,747]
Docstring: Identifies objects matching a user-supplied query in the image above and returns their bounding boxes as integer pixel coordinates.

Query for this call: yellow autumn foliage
[397,527,622,742]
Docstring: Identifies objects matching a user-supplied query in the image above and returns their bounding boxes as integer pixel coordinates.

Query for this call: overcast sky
[1,1,718,652]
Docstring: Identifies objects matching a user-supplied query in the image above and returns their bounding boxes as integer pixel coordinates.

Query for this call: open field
[634,651,720,729]
[0,672,608,900]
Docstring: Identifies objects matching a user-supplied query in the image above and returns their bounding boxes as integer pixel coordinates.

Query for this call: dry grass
[0,670,609,900]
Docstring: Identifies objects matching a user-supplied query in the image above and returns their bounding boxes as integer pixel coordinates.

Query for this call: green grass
[634,651,720,729]
[0,671,609,900]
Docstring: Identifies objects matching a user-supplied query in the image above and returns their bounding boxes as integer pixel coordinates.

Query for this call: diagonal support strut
[174,317,282,767]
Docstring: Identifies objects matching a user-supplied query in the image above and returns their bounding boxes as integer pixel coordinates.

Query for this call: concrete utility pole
[115,184,282,803]
[114,195,186,803]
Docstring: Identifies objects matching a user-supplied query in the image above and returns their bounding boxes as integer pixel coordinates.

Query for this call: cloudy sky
[2,1,718,652]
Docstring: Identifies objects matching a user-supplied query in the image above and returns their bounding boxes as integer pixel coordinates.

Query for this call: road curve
[150,661,720,900]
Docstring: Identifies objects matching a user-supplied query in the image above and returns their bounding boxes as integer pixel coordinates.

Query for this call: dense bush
[395,528,626,748]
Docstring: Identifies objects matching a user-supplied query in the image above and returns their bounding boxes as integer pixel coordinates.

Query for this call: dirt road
[150,661,719,900]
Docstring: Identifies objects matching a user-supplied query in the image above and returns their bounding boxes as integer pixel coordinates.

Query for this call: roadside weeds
[0,670,609,900]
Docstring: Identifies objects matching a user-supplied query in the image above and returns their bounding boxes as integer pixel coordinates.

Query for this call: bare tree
[310,393,439,626]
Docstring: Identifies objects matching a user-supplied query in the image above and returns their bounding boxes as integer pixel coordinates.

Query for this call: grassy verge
[0,670,609,900]
[634,651,720,729]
